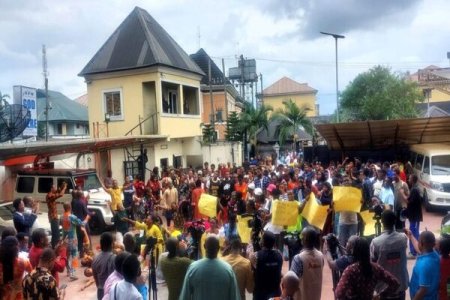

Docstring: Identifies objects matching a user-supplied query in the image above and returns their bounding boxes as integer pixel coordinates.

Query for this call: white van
[409,144,450,210]
[14,168,114,233]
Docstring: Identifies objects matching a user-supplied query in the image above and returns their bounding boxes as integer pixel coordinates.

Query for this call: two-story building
[261,76,318,117]
[36,89,89,139]
[79,7,205,179]
[189,48,243,141]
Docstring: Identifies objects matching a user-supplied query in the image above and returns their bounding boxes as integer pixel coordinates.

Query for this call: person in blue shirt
[409,230,440,300]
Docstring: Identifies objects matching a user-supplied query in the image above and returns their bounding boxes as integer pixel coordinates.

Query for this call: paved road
[64,207,448,300]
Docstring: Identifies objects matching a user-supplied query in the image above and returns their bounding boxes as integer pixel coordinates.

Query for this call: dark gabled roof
[79,7,204,76]
[257,119,312,143]
[36,89,88,122]
[189,48,229,85]
[416,101,450,117]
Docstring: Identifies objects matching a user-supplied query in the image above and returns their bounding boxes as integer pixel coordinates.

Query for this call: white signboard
[13,85,37,137]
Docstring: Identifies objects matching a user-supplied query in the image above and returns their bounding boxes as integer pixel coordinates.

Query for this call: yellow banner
[198,193,217,218]
[271,200,299,226]
[301,194,329,230]
[360,210,376,236]
[333,186,362,213]
[237,216,253,244]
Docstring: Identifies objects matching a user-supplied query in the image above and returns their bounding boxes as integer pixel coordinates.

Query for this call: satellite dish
[0,101,31,142]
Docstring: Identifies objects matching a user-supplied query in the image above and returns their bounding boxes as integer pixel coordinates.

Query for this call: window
[123,161,139,179]
[38,177,53,193]
[431,155,450,175]
[173,155,182,169]
[57,123,63,135]
[16,177,35,193]
[423,156,430,174]
[216,110,223,122]
[415,154,424,171]
[183,86,199,115]
[162,82,180,114]
[104,90,123,120]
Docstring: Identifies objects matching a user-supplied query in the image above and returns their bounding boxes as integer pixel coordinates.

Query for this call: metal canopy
[314,116,450,151]
[0,135,167,163]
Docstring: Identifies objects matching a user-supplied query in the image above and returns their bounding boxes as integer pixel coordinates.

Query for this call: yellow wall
[263,93,317,117]
[423,87,450,103]
[86,67,202,139]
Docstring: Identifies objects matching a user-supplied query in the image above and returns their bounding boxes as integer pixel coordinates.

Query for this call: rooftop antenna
[447,51,450,67]
[42,45,49,141]
[197,26,201,49]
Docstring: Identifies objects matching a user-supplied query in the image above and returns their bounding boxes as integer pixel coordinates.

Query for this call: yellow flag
[360,210,376,236]
[333,186,362,213]
[301,194,329,230]
[237,216,253,244]
[271,200,299,226]
[198,193,217,218]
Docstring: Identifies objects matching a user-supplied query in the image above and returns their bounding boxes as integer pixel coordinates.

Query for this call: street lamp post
[320,31,345,123]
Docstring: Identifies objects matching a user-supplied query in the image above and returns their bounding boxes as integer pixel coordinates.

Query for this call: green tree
[201,123,216,144]
[0,91,9,108]
[225,111,241,142]
[239,102,272,157]
[340,65,423,121]
[270,99,313,147]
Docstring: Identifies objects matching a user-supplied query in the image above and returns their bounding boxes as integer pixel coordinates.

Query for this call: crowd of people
[1,152,450,300]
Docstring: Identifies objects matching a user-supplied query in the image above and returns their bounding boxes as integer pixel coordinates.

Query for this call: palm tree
[270,99,313,148]
[0,91,10,108]
[239,102,272,158]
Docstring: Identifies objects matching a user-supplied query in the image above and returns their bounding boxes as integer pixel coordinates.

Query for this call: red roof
[263,76,317,96]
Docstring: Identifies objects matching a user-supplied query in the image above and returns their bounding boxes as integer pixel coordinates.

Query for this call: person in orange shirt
[234,175,248,201]
[191,179,205,220]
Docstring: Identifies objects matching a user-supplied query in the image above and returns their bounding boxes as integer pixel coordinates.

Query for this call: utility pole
[42,45,49,141]
[260,73,263,106]
[222,58,228,118]
[208,58,215,141]
[240,55,245,99]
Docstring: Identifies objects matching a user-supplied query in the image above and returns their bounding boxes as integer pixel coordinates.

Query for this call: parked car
[410,143,450,211]
[14,168,114,234]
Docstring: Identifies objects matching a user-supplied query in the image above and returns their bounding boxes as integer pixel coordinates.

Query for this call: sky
[1,0,450,115]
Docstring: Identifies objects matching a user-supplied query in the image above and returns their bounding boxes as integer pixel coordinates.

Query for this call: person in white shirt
[110,254,143,300]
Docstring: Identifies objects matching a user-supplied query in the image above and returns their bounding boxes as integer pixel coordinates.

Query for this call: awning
[0,135,168,164]
[314,116,450,151]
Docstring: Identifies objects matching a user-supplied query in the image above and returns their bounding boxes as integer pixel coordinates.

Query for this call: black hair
[439,237,450,259]
[114,252,131,274]
[0,236,19,283]
[230,238,242,251]
[122,254,141,282]
[16,232,27,242]
[40,248,56,264]
[302,226,319,249]
[353,238,372,278]
[262,231,276,249]
[100,232,113,252]
[31,228,47,247]
[363,168,371,177]
[1,227,17,241]
[205,236,220,259]
[165,238,178,259]
[381,210,396,230]
[195,179,202,188]
[271,188,281,199]
[13,198,22,211]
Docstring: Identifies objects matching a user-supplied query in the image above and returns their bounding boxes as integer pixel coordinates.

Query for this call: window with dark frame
[104,90,122,119]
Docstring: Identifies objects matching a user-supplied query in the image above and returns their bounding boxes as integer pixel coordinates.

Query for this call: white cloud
[1,0,450,115]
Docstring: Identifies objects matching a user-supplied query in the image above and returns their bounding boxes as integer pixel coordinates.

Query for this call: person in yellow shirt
[123,215,164,260]
[103,179,123,211]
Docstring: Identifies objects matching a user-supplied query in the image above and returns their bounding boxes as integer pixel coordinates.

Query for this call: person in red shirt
[439,237,450,300]
[29,228,67,286]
